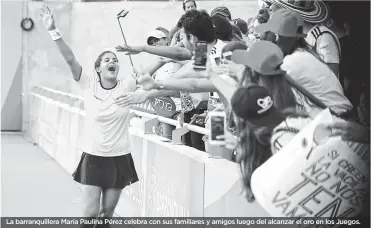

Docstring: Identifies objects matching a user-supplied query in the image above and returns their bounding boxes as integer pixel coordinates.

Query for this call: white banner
[252,109,369,218]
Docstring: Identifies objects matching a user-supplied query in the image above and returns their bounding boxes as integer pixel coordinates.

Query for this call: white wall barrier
[27,86,269,217]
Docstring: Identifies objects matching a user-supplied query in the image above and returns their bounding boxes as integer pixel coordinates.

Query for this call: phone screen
[194,42,208,68]
[210,115,225,141]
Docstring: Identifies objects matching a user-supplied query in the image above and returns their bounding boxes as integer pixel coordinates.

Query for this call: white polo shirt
[77,71,136,157]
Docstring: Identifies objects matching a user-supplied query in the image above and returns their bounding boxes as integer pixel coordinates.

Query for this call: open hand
[114,92,147,107]
[221,59,245,81]
[137,74,157,91]
[40,4,56,31]
[216,130,238,150]
[115,44,143,55]
[326,121,370,143]
[206,56,230,79]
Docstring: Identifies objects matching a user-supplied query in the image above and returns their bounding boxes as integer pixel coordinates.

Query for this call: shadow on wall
[23,1,259,96]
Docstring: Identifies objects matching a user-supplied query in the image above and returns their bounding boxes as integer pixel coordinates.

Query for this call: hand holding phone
[193,41,208,70]
[209,111,226,145]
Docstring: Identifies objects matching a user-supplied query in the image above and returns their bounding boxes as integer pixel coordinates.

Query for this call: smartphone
[193,41,208,69]
[209,111,226,145]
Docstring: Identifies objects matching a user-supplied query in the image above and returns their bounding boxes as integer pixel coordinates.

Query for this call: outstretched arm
[137,74,217,93]
[142,60,166,77]
[115,44,192,61]
[113,89,180,106]
[40,5,82,81]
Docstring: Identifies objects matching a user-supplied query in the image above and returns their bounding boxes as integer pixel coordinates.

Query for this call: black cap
[231,85,284,129]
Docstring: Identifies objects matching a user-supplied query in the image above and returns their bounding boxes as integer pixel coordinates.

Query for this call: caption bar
[1,217,368,228]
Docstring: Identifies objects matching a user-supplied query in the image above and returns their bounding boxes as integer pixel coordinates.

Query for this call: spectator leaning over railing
[203,41,248,160]
[142,27,182,138]
[132,10,228,151]
[229,85,311,202]
[117,10,225,151]
[211,40,300,161]
[220,82,369,203]
[256,8,369,159]
[267,0,341,77]
[39,5,140,226]
[257,8,352,117]
[232,41,298,111]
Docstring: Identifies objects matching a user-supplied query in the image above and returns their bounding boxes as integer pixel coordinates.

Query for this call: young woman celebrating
[40,5,138,224]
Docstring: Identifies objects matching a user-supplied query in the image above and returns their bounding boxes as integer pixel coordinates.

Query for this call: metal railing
[30,86,209,136]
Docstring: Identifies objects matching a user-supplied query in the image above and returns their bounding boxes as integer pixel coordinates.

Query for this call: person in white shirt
[256,8,352,117]
[40,5,140,224]
[305,23,341,76]
[263,0,341,76]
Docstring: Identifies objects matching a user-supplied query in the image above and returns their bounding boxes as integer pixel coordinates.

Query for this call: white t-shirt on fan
[77,71,136,157]
[281,49,352,115]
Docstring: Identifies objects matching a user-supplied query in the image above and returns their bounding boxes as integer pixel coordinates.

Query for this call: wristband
[49,28,62,41]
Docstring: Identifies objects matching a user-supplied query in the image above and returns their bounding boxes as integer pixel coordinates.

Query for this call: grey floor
[1,133,82,217]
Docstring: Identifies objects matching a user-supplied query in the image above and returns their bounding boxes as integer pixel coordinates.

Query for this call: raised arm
[142,60,166,77]
[40,5,82,81]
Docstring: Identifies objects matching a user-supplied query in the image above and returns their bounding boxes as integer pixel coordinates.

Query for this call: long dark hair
[239,67,298,110]
[235,108,309,202]
[235,119,272,202]
[260,31,308,56]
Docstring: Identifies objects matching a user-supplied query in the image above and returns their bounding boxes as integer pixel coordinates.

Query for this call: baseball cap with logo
[147,30,168,45]
[211,6,232,20]
[255,8,305,37]
[231,40,285,75]
[231,85,284,129]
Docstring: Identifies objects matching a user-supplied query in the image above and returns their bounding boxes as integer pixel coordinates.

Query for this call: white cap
[147,30,167,44]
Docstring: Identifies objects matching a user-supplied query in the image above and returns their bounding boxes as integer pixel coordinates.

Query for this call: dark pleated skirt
[73,152,138,189]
